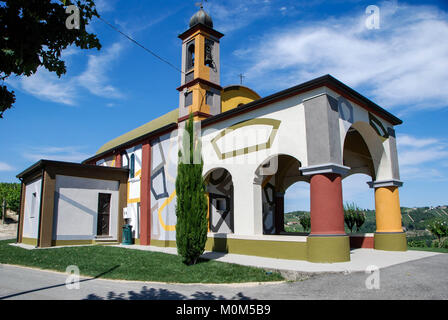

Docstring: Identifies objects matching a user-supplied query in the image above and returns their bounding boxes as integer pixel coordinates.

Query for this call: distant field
[284,206,448,239]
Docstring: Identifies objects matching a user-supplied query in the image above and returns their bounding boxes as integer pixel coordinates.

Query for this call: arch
[254,154,307,235]
[283,180,310,235]
[204,167,234,234]
[342,121,391,180]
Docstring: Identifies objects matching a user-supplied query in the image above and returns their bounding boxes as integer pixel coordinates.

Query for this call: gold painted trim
[211,118,281,160]
[158,191,177,231]
[150,239,177,248]
[21,237,38,246]
[204,236,307,260]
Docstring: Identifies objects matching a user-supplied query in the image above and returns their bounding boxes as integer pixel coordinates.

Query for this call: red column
[140,141,151,245]
[309,173,345,235]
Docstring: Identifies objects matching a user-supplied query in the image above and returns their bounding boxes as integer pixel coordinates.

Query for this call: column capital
[367,179,403,189]
[300,163,350,176]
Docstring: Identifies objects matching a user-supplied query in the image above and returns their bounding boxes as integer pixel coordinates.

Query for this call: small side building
[16,160,128,247]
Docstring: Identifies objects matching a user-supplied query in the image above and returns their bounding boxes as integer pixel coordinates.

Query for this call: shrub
[407,240,427,248]
[0,182,21,217]
[175,114,208,265]
[299,214,311,232]
[344,202,365,233]
[427,219,448,248]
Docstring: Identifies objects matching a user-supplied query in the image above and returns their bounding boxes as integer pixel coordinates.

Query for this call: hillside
[284,205,448,234]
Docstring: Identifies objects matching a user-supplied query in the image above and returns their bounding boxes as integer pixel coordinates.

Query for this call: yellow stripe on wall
[158,191,177,231]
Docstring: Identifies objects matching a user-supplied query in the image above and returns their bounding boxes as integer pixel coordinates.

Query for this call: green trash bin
[122,224,133,245]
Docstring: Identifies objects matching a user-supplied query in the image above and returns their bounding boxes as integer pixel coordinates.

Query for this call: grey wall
[303,94,342,166]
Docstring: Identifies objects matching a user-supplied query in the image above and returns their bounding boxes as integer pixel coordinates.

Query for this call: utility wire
[97,15,184,74]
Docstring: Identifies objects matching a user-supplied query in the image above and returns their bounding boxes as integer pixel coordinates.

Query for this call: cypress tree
[175,113,208,265]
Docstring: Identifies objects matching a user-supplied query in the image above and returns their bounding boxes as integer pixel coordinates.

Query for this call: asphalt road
[0,253,447,300]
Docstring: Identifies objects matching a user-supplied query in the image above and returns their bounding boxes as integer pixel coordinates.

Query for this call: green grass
[408,247,448,253]
[0,240,283,283]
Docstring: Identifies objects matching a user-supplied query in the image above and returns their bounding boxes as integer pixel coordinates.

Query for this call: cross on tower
[195,0,207,9]
[239,73,245,85]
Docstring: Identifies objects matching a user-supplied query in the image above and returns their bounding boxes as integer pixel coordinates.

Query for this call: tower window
[185,91,193,106]
[205,39,214,67]
[206,91,214,106]
[187,41,195,70]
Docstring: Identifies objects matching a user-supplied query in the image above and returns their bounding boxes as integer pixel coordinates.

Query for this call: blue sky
[1,0,447,211]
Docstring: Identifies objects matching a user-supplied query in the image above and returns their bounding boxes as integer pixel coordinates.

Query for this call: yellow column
[374,186,407,251]
[375,186,403,232]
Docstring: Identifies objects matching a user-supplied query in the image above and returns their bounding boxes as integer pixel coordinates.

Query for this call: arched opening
[284,181,310,235]
[342,123,383,247]
[342,173,376,233]
[255,154,307,235]
[204,168,234,233]
[187,42,195,70]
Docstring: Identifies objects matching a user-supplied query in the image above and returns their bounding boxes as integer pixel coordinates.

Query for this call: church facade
[16,7,406,263]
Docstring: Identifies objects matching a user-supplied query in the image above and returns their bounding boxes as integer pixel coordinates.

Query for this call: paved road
[0,254,447,300]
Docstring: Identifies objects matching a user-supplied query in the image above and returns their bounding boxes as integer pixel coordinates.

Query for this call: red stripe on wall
[140,141,151,245]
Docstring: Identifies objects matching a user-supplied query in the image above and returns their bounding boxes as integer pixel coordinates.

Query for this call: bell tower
[177,6,224,122]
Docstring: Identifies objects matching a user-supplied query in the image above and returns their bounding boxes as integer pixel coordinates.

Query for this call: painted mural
[150,132,178,241]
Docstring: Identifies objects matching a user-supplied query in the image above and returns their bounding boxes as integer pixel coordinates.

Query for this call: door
[97,193,111,236]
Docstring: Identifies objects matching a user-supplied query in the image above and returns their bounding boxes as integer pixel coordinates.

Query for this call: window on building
[187,41,195,70]
[206,91,214,106]
[130,153,135,179]
[185,91,193,106]
[30,192,37,218]
[204,39,214,67]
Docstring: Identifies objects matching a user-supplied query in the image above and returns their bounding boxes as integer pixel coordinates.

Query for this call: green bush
[407,240,427,248]
[427,219,448,248]
[299,214,311,232]
[344,202,365,233]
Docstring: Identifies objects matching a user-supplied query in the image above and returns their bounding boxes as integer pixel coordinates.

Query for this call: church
[16,7,406,263]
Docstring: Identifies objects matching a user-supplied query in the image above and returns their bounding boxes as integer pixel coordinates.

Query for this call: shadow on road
[0,265,120,300]
[84,287,253,300]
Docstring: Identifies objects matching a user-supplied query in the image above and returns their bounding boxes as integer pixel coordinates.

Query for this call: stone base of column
[374,232,407,251]
[306,234,350,263]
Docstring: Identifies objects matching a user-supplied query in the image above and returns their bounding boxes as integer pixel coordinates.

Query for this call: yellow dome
[221,85,261,113]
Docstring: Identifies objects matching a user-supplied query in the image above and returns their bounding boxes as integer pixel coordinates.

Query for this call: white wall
[22,178,42,239]
[53,175,119,240]
[200,95,308,235]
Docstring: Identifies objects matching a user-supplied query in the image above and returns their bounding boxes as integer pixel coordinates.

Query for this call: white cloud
[95,0,117,13]
[207,0,273,33]
[76,42,124,99]
[0,162,15,172]
[397,134,448,180]
[233,1,448,111]
[7,42,124,106]
[8,69,76,106]
[22,146,91,163]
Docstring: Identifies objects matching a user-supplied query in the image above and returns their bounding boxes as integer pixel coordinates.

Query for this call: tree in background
[175,114,208,265]
[344,202,365,233]
[354,210,366,232]
[427,219,448,248]
[0,0,101,118]
[344,202,356,233]
[0,182,21,216]
[299,214,311,232]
